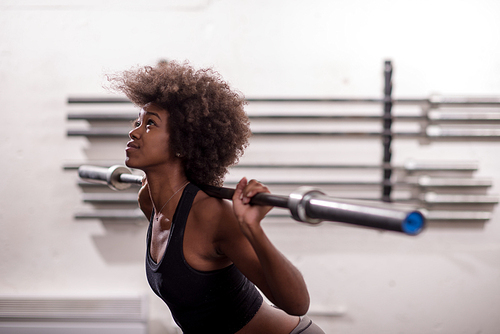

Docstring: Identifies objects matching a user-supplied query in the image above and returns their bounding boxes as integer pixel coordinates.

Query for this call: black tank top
[145,183,263,334]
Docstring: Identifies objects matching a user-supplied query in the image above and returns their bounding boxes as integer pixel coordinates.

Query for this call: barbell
[78,165,426,236]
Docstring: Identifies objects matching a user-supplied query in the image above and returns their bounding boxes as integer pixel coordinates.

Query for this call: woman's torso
[146,183,265,333]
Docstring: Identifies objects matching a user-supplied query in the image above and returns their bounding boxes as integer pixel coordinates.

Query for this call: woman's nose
[129,125,141,139]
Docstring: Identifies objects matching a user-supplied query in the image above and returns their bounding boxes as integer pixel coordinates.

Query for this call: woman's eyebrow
[145,111,161,120]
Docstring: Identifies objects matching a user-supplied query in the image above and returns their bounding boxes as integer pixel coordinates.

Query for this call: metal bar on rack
[64,161,480,172]
[68,96,500,105]
[66,128,424,137]
[80,192,498,206]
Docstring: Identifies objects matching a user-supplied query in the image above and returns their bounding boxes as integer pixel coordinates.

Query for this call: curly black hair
[108,61,251,187]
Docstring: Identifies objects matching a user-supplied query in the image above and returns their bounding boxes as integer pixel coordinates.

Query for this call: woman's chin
[124,158,137,168]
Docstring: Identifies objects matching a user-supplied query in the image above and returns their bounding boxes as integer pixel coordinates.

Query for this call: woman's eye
[130,118,155,128]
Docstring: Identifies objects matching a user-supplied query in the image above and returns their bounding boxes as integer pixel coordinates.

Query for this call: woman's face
[125,103,173,170]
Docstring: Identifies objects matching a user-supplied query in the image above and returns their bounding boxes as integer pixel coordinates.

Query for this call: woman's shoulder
[191,190,233,222]
[190,189,240,238]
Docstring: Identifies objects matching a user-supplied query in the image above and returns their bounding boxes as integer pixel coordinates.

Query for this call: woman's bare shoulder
[190,190,240,238]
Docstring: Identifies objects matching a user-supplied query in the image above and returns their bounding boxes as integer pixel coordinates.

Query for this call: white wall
[1,1,500,333]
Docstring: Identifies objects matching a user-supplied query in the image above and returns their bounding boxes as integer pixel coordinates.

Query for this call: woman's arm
[218,178,310,316]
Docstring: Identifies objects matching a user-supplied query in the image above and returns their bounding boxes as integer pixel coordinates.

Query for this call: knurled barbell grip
[78,165,112,183]
[199,184,289,208]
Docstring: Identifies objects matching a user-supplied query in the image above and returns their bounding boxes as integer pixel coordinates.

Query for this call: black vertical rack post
[382,60,393,202]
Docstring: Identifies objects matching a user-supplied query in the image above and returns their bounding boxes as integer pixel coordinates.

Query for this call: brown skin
[128,104,309,333]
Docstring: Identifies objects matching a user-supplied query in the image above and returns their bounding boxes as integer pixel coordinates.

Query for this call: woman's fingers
[235,178,270,205]
[234,177,248,202]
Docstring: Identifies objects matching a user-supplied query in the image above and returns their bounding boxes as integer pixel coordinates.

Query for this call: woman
[109,61,324,334]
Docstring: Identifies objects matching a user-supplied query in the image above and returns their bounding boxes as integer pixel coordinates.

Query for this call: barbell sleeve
[292,188,425,235]
[78,165,425,235]
[78,165,142,190]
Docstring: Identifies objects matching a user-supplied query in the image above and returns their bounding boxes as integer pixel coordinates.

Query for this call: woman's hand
[232,177,273,238]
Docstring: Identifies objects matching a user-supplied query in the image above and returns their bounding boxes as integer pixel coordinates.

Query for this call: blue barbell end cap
[402,211,425,235]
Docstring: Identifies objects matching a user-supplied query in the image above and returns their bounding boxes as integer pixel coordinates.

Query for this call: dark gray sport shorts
[289,316,325,334]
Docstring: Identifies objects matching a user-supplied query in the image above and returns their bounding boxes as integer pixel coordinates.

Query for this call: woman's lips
[126,141,139,151]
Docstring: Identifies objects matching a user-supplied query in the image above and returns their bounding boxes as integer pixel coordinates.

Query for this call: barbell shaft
[78,165,425,235]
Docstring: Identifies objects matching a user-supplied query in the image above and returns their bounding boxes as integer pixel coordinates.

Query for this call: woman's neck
[144,163,189,213]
